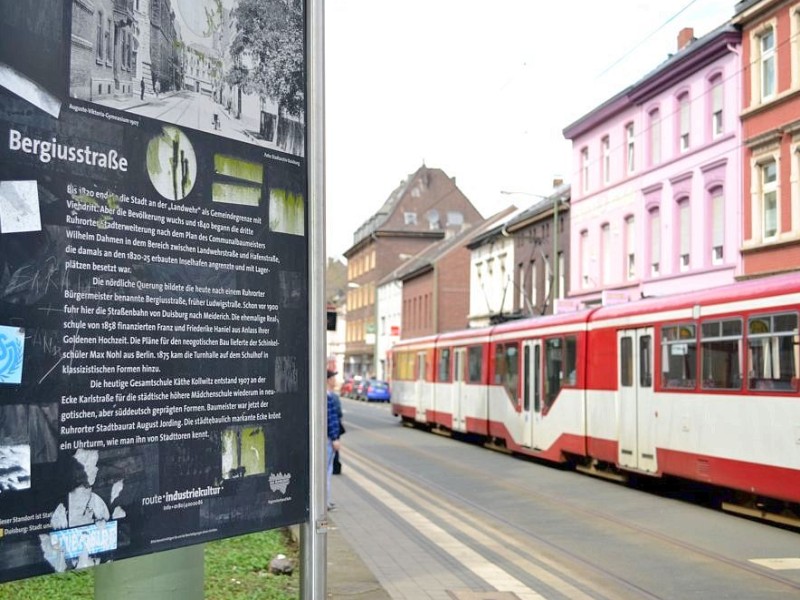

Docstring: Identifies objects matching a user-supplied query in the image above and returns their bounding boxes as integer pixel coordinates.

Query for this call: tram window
[396,351,414,380]
[620,337,633,387]
[701,319,742,390]
[661,324,697,389]
[494,343,519,401]
[640,335,653,387]
[747,313,799,391]
[534,345,541,413]
[544,338,563,411]
[523,346,530,411]
[494,344,505,385]
[438,348,451,382]
[467,345,483,383]
[565,336,577,385]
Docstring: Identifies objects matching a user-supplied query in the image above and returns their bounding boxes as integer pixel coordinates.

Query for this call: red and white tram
[391,274,800,522]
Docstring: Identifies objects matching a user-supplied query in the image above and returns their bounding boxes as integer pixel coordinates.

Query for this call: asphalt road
[331,396,800,600]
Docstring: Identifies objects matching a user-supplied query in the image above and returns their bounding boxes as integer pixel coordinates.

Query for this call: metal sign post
[0,0,313,591]
[301,0,327,597]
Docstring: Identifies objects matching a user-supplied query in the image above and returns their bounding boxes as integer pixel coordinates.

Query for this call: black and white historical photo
[221,425,265,479]
[145,125,197,201]
[0,444,30,493]
[69,0,305,156]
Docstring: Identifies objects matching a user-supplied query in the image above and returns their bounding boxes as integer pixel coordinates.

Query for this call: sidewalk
[326,515,391,599]
[289,516,391,599]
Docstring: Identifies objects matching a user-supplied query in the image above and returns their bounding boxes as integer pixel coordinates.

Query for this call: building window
[625,215,635,280]
[447,211,464,226]
[649,108,661,166]
[426,209,440,230]
[625,123,635,173]
[710,76,723,138]
[557,252,565,301]
[580,230,590,288]
[678,199,691,270]
[96,11,104,60]
[760,27,777,101]
[580,147,589,192]
[530,260,538,309]
[710,189,724,264]
[404,211,417,225]
[679,93,690,151]
[762,160,778,239]
[602,136,610,184]
[600,223,611,285]
[649,208,661,276]
[544,256,551,301]
[793,8,800,89]
[106,18,112,65]
[517,264,525,312]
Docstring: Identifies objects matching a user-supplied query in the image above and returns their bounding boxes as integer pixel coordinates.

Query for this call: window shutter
[650,211,660,263]
[680,202,691,256]
[712,194,724,248]
[712,82,723,114]
[680,98,690,136]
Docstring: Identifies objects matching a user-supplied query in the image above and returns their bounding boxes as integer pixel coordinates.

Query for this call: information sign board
[0,0,309,582]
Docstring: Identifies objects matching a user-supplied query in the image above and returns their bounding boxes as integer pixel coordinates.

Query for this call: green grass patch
[0,528,299,600]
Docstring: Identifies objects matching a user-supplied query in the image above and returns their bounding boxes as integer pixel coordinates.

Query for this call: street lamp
[500,190,561,304]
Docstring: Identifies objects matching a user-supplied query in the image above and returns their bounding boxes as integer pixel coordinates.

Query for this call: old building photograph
[69,0,305,156]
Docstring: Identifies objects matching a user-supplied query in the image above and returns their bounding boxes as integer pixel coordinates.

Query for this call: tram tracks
[342,413,800,598]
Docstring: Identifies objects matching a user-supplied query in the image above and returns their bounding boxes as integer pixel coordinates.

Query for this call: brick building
[734,0,800,277]
[343,165,482,378]
[394,206,518,341]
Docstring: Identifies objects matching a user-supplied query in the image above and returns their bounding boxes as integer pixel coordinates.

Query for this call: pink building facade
[563,25,743,306]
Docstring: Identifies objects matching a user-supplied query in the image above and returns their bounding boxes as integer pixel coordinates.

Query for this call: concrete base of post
[94,545,204,600]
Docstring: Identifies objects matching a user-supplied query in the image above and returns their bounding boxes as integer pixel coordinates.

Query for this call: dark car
[353,378,368,399]
[360,379,391,402]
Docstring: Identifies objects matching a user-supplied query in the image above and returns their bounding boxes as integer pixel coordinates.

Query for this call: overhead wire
[595,0,703,79]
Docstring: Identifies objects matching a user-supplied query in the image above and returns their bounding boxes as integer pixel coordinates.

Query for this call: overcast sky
[324,0,736,259]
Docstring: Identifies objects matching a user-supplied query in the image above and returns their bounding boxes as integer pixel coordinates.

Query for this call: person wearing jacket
[326,369,341,510]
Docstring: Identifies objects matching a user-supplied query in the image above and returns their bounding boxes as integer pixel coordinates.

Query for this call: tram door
[414,351,427,422]
[617,328,657,473]
[452,348,466,432]
[522,340,543,449]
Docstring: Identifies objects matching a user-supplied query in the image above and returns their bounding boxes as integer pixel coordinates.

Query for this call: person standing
[140,77,145,100]
[332,388,344,474]
[326,370,341,510]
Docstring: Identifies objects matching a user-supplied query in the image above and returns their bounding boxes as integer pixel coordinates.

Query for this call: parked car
[341,376,363,398]
[360,379,391,402]
[340,377,355,397]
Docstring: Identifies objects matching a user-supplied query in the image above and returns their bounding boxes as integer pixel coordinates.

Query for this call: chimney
[677,27,695,51]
